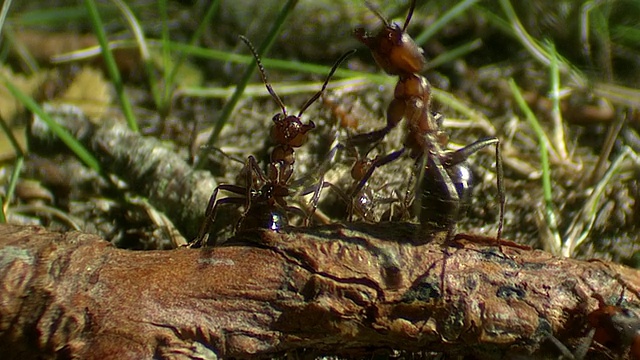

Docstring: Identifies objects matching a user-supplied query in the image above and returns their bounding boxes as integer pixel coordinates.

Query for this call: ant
[548,285,640,359]
[586,293,640,359]
[347,0,505,243]
[191,37,354,247]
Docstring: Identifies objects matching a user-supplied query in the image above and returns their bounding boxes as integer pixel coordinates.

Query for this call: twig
[30,105,216,240]
[1,223,638,359]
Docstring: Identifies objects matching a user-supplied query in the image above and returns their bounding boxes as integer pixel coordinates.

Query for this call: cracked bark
[1,223,639,359]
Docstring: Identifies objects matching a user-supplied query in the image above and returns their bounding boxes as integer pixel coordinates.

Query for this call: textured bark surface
[1,223,639,359]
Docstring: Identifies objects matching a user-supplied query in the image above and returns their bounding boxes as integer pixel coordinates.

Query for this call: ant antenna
[403,0,417,31]
[364,1,390,27]
[239,35,288,116]
[496,144,505,242]
[297,49,356,117]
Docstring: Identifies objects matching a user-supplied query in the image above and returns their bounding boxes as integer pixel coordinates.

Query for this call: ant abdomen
[238,202,287,232]
[419,157,473,235]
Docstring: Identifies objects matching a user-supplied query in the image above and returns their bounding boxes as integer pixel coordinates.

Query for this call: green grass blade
[159,0,170,114]
[13,6,90,26]
[0,114,23,223]
[473,4,512,34]
[3,27,39,73]
[0,0,12,38]
[2,156,24,223]
[0,114,24,157]
[165,0,221,104]
[1,76,101,172]
[497,0,586,88]
[613,24,640,44]
[547,40,568,160]
[167,41,390,84]
[0,198,5,223]
[111,0,162,112]
[592,82,640,108]
[178,78,369,99]
[84,0,138,132]
[509,78,561,254]
[415,0,480,46]
[197,0,299,168]
[562,146,632,257]
[426,39,482,70]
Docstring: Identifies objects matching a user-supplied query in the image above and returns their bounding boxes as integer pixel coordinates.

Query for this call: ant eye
[272,114,282,122]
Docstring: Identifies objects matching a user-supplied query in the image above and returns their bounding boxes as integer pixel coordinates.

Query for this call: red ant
[347,0,504,242]
[191,37,354,247]
[548,285,640,359]
[586,293,640,359]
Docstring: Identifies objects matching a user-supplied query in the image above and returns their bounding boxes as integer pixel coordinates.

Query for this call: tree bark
[1,223,639,359]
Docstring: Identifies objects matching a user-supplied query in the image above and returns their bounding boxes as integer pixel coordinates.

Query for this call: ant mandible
[191,37,354,247]
[348,0,505,243]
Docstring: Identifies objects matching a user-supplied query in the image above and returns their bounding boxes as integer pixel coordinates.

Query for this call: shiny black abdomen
[419,159,473,234]
[238,203,287,232]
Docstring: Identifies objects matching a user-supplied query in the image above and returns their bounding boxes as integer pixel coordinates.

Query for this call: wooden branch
[1,223,639,359]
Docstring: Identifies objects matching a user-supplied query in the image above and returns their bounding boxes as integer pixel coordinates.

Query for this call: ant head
[355,0,426,76]
[240,35,353,148]
[271,116,315,148]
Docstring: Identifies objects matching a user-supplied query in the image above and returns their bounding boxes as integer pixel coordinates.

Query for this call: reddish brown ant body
[583,292,640,359]
[191,37,354,247]
[348,0,504,241]
[549,287,640,359]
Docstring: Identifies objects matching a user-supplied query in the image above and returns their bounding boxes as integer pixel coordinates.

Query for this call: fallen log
[0,223,638,359]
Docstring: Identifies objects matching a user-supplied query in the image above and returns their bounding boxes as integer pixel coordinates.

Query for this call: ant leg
[401,162,418,219]
[285,205,308,223]
[352,147,406,196]
[245,155,269,183]
[574,328,596,360]
[193,187,220,248]
[288,143,346,223]
[447,136,505,248]
[349,147,406,220]
[193,184,247,247]
[297,179,365,222]
[304,175,340,226]
[346,125,393,148]
[308,143,344,214]
[345,96,406,150]
[546,332,581,360]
